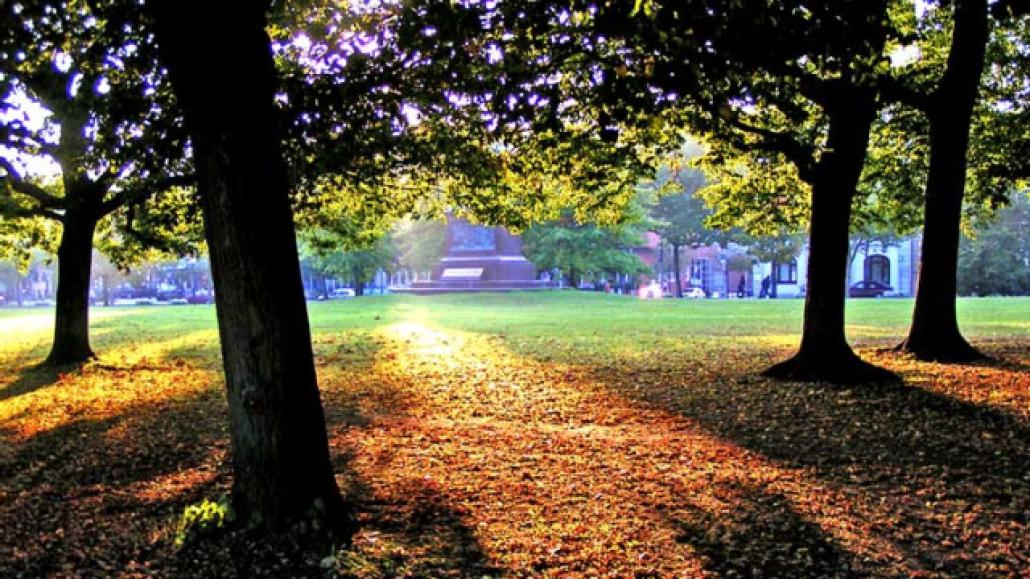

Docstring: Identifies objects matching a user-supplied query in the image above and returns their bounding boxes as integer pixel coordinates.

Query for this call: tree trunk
[672,243,683,297]
[152,1,352,537]
[101,274,112,306]
[770,260,779,299]
[44,209,98,366]
[897,0,988,363]
[352,268,365,297]
[764,91,898,384]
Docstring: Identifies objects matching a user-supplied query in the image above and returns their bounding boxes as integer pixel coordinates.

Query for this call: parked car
[849,280,893,298]
[683,286,706,299]
[331,287,356,298]
[187,292,214,304]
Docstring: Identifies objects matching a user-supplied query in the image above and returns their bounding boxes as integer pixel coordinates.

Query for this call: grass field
[1,294,1027,576]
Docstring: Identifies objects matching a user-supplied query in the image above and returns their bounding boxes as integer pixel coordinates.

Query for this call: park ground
[0,293,1027,577]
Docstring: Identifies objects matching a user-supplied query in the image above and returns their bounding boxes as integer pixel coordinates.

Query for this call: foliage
[0,0,200,255]
[0,214,58,272]
[646,163,721,249]
[957,192,1030,295]
[273,0,677,236]
[302,232,395,292]
[522,214,650,285]
[176,498,233,547]
[390,218,446,275]
[736,231,805,266]
[868,2,1030,228]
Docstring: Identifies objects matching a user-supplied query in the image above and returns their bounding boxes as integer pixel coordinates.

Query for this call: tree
[406,0,903,382]
[149,1,351,537]
[879,1,1029,361]
[522,214,650,288]
[957,192,1030,295]
[392,218,446,280]
[648,165,717,297]
[0,1,196,365]
[303,233,395,297]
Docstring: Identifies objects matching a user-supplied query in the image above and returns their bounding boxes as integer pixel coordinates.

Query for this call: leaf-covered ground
[0,295,1027,577]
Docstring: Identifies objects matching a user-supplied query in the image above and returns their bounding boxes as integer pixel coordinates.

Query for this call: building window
[690,259,709,286]
[865,255,890,285]
[777,259,797,284]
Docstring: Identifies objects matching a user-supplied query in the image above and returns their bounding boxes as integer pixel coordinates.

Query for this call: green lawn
[5,292,1026,366]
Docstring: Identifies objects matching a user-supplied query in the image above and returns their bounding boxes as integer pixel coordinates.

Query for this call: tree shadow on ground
[671,486,854,578]
[0,387,230,577]
[0,364,65,404]
[594,355,1029,576]
[158,417,493,577]
[346,478,501,577]
[159,478,497,578]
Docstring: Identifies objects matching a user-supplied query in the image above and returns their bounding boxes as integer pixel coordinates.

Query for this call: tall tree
[302,231,395,297]
[880,0,1029,361]
[149,1,351,536]
[522,214,650,287]
[0,1,195,365]
[648,166,716,297]
[392,218,446,280]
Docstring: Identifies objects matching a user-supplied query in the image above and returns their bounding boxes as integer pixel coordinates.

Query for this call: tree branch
[716,109,817,181]
[0,156,65,209]
[0,197,63,221]
[98,173,196,216]
[875,74,932,112]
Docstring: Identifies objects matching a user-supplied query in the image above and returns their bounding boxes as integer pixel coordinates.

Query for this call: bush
[175,497,233,547]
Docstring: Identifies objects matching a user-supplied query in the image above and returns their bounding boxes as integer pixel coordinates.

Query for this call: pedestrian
[759,275,770,298]
[737,276,746,298]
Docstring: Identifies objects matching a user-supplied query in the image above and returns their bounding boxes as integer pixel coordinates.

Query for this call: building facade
[749,236,921,298]
[638,233,921,298]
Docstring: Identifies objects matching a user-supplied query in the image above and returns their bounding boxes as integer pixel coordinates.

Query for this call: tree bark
[352,268,366,297]
[151,1,352,537]
[44,208,98,366]
[764,89,898,384]
[672,243,683,297]
[897,0,988,362]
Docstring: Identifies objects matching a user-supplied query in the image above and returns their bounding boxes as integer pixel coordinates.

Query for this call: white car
[331,288,356,298]
[683,287,706,299]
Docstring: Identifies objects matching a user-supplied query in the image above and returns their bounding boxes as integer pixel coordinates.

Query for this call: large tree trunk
[765,91,898,384]
[897,0,988,363]
[44,208,98,366]
[672,244,683,297]
[152,1,352,537]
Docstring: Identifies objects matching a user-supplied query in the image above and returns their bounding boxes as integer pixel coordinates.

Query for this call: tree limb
[716,110,817,181]
[0,156,65,209]
[0,197,63,221]
[98,172,196,216]
[875,74,933,112]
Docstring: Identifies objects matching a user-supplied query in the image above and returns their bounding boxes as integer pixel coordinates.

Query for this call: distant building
[750,236,920,298]
[638,233,921,298]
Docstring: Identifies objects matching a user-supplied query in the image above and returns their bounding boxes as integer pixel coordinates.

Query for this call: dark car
[849,280,893,298]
